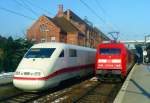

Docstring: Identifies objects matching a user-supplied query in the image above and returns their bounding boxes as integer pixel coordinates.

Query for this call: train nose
[13,70,46,91]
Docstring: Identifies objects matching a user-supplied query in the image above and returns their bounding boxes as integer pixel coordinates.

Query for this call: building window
[69,49,77,57]
[40,24,47,32]
[41,38,46,42]
[51,37,56,42]
[40,24,49,42]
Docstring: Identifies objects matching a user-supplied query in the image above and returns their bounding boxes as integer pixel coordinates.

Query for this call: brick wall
[63,13,103,48]
[67,32,78,45]
[78,34,85,46]
[27,16,61,43]
[60,33,67,43]
[27,9,107,48]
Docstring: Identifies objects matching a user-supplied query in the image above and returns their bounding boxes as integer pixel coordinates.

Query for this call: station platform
[114,64,150,103]
[0,73,13,85]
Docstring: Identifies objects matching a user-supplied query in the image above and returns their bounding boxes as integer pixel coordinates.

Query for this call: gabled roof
[64,10,110,39]
[64,10,87,25]
[52,17,79,32]
[45,16,79,32]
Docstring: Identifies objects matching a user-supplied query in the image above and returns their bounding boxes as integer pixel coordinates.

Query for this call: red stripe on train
[13,64,95,80]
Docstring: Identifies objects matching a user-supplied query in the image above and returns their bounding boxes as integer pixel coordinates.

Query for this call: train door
[67,48,78,78]
[79,50,87,77]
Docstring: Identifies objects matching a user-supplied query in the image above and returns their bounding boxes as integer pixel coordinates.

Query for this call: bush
[0,36,33,72]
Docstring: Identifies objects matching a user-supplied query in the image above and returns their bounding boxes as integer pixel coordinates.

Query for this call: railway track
[0,85,72,103]
[33,78,99,103]
[0,76,94,103]
[0,84,23,101]
[77,82,122,103]
[32,78,122,103]
[0,92,41,103]
[0,77,122,103]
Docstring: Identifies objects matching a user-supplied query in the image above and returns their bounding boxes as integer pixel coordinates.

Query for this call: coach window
[59,50,64,57]
[25,48,56,58]
[69,49,77,57]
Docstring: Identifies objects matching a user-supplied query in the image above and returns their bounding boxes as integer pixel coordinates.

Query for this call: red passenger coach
[95,43,135,81]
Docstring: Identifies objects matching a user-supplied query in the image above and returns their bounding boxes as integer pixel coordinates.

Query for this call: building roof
[53,17,79,32]
[64,10,87,24]
[64,10,110,40]
[45,16,79,32]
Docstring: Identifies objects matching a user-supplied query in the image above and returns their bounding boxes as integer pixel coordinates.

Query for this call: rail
[0,76,123,103]
[33,78,123,103]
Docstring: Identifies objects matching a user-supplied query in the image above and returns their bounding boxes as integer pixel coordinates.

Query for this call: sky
[0,0,150,40]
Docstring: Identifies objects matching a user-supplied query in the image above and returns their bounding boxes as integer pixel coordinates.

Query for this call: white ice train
[13,42,96,91]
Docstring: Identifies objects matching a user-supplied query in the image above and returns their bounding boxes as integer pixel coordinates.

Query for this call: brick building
[27,5,109,48]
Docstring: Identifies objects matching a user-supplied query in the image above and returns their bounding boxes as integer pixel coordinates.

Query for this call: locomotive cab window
[59,50,64,57]
[69,49,77,57]
[100,48,121,55]
[25,48,55,58]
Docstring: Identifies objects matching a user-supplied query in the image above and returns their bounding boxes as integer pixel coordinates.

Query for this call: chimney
[67,10,71,20]
[57,4,63,17]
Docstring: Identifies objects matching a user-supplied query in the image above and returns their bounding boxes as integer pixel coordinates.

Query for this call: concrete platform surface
[114,64,150,103]
[0,72,13,85]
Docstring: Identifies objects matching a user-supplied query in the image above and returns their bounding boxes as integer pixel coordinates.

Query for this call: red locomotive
[95,43,135,81]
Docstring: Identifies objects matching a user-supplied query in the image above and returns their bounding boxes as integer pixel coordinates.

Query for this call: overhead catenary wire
[94,0,121,40]
[94,0,120,31]
[0,7,35,20]
[80,0,115,31]
[80,0,122,40]
[80,0,105,23]
[95,0,108,17]
[80,0,106,24]
[95,0,129,41]
[79,0,112,36]
[14,0,38,16]
[25,0,52,16]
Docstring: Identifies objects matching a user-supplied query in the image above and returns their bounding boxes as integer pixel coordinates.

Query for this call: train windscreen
[24,48,55,58]
[100,48,121,55]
